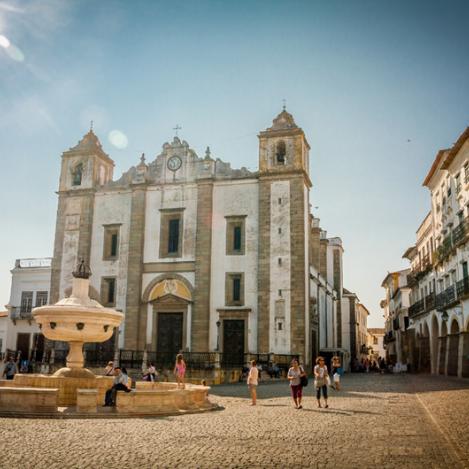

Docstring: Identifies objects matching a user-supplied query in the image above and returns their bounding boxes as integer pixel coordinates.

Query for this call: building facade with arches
[385,126,469,378]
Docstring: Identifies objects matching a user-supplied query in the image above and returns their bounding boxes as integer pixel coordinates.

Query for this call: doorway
[16,333,30,359]
[223,319,245,366]
[157,312,183,360]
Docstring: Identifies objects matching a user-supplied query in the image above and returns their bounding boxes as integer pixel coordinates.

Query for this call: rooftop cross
[173,124,182,137]
[90,120,93,132]
[282,99,286,111]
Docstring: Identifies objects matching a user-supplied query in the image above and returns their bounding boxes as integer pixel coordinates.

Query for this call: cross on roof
[282,99,286,111]
[173,124,182,137]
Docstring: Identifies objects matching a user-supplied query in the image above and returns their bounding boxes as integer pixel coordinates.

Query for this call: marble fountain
[0,262,217,417]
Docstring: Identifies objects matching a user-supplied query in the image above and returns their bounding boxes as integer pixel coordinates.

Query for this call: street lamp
[216,320,221,351]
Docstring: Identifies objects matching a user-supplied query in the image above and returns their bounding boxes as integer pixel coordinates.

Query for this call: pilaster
[192,181,213,352]
[124,185,147,350]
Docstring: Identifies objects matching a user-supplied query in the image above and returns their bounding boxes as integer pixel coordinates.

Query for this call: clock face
[167,155,182,172]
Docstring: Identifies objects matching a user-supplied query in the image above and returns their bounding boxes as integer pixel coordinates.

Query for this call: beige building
[367,328,385,360]
[48,109,344,368]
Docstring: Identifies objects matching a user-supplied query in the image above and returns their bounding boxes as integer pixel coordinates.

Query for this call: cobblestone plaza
[0,374,468,469]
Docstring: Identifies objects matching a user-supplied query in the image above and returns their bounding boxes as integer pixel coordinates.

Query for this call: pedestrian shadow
[260,404,289,407]
[301,408,381,416]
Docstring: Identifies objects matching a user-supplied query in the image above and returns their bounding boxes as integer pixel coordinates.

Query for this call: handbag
[300,374,308,387]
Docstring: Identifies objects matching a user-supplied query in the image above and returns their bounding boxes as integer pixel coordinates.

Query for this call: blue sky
[0,0,468,327]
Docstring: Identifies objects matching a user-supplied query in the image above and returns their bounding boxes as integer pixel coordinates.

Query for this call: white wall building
[4,258,51,360]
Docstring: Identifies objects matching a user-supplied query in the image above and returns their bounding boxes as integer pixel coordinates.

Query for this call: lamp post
[216,320,221,351]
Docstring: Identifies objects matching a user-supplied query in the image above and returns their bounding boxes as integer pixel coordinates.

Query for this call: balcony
[425,292,436,311]
[409,299,425,318]
[10,307,33,321]
[383,330,395,344]
[452,220,468,246]
[456,277,469,299]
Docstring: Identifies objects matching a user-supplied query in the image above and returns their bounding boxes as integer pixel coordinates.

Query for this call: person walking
[331,355,341,391]
[174,354,186,389]
[3,356,18,380]
[288,358,306,409]
[247,359,259,405]
[104,366,131,406]
[314,357,329,408]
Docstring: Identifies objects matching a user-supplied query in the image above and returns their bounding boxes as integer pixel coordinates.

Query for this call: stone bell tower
[50,128,114,303]
[257,109,312,364]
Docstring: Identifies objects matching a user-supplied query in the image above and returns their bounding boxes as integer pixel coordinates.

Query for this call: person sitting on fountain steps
[104,366,131,406]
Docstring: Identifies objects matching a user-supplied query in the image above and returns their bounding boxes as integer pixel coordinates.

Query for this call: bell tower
[51,129,115,303]
[258,108,310,178]
[257,109,312,366]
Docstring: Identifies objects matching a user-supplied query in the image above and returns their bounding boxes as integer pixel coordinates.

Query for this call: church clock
[167,155,182,171]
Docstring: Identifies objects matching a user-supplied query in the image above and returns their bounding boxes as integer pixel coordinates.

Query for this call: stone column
[146,302,153,346]
[192,181,213,352]
[438,336,447,375]
[50,194,68,304]
[447,334,459,376]
[444,335,450,375]
[186,303,192,350]
[124,185,147,350]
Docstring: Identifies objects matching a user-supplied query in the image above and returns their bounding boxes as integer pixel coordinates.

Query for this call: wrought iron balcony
[452,220,468,246]
[425,292,436,312]
[456,277,469,299]
[10,307,33,320]
[409,299,425,318]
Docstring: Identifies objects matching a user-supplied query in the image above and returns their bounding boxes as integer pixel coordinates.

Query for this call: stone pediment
[151,293,191,305]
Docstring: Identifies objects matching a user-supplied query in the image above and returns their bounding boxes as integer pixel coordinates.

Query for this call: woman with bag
[331,355,341,391]
[314,356,329,408]
[287,358,306,409]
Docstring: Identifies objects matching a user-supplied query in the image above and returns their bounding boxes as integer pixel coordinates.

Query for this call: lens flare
[108,129,128,149]
[0,35,10,48]
[5,43,24,62]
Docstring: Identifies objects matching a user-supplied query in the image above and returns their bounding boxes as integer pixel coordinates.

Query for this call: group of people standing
[247,355,343,409]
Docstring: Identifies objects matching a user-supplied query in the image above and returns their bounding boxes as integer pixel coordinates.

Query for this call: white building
[48,110,323,367]
[404,126,469,377]
[381,269,411,366]
[4,258,51,360]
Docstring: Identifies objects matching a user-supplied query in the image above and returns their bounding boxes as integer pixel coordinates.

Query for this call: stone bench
[77,388,98,413]
[116,384,211,414]
[0,387,58,413]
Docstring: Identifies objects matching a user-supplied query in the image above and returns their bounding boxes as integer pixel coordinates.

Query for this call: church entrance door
[157,313,183,363]
[223,319,245,366]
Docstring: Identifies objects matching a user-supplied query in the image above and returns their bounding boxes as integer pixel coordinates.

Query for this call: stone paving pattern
[0,374,468,469]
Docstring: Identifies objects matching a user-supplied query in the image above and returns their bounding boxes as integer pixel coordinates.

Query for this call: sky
[0,0,468,328]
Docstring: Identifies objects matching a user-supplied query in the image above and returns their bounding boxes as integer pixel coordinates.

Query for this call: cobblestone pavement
[0,373,468,469]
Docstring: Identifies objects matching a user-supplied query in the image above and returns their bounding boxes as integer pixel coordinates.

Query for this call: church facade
[50,110,319,365]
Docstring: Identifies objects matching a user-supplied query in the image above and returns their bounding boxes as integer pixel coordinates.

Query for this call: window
[465,163,469,183]
[278,227,282,234]
[225,216,246,255]
[373,336,378,345]
[101,278,116,306]
[278,322,283,331]
[278,257,282,266]
[159,210,184,258]
[20,291,33,313]
[278,289,282,297]
[275,140,286,164]
[35,291,48,307]
[168,219,180,253]
[225,273,244,306]
[278,198,282,204]
[103,225,120,260]
[72,163,83,186]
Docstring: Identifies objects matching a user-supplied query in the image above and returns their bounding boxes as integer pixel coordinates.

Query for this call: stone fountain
[33,260,123,379]
[0,261,217,417]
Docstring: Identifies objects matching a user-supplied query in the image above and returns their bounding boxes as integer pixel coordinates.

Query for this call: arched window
[276,140,286,164]
[72,163,83,186]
